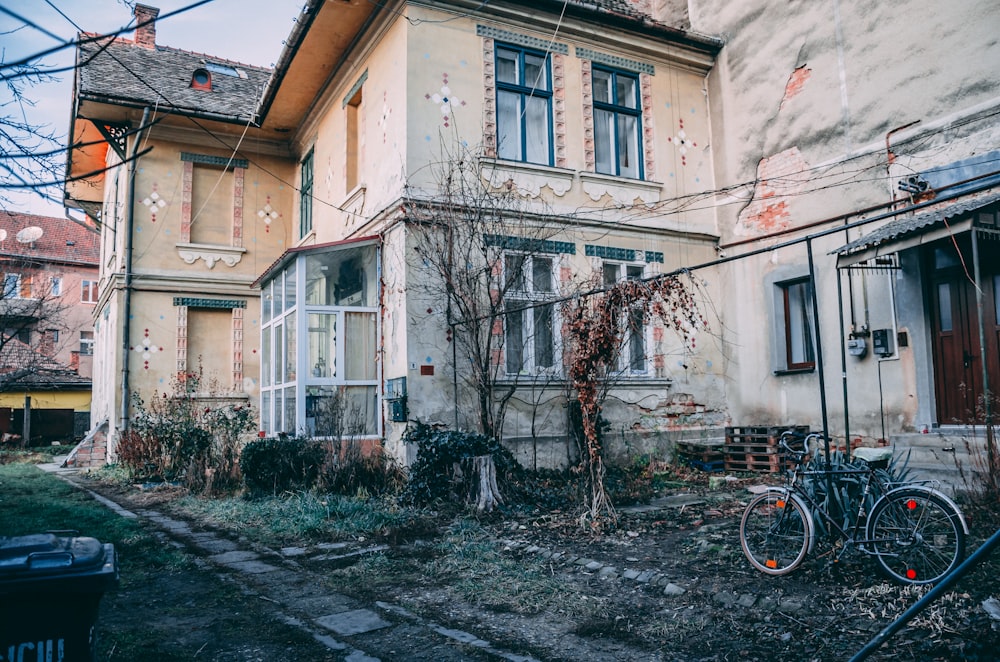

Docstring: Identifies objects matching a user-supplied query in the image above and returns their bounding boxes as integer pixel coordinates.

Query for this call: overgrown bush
[318,439,406,497]
[117,370,255,493]
[401,422,520,508]
[240,435,326,496]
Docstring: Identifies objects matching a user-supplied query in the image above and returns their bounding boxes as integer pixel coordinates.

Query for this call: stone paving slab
[223,559,281,574]
[209,550,261,564]
[315,608,392,636]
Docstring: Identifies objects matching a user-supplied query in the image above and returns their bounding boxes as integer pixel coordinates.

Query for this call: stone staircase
[63,420,109,469]
[889,429,995,494]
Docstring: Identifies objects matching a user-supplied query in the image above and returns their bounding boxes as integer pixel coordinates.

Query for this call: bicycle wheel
[867,488,965,585]
[740,491,811,576]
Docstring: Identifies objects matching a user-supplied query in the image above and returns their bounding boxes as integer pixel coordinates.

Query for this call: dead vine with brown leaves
[563,272,708,528]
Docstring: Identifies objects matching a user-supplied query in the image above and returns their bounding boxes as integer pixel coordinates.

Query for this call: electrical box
[872,328,894,357]
[386,377,408,422]
[847,337,867,358]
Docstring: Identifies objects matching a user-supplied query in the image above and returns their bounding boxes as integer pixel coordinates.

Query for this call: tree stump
[466,454,504,512]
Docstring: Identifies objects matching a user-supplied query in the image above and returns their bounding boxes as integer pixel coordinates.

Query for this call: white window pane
[284,315,297,382]
[595,109,614,174]
[532,257,553,293]
[497,91,522,160]
[788,283,815,364]
[524,53,548,91]
[506,309,524,373]
[524,95,550,164]
[283,386,296,434]
[593,69,612,104]
[603,264,619,287]
[345,312,376,380]
[505,254,527,291]
[497,48,519,84]
[261,391,271,434]
[618,114,640,179]
[617,75,637,109]
[262,326,272,387]
[534,304,554,368]
[308,313,336,379]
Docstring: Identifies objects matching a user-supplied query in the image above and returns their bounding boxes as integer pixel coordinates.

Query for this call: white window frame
[503,252,560,376]
[81,279,98,303]
[80,330,94,355]
[602,261,649,376]
[495,43,554,166]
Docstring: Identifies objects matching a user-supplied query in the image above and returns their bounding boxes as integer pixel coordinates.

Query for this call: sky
[1,0,305,217]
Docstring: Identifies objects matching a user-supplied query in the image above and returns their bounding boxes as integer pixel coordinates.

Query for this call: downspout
[120,107,151,434]
[971,228,997,483]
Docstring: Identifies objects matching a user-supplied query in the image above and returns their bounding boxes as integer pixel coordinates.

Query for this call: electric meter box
[872,329,895,357]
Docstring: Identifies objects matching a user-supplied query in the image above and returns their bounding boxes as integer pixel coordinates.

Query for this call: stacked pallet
[724,426,809,473]
[674,440,725,472]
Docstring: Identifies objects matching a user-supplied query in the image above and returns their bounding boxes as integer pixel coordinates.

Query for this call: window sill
[480,158,575,197]
[773,367,816,376]
[176,242,247,269]
[579,171,662,205]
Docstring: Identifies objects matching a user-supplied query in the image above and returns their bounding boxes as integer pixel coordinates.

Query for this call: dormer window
[191,68,212,91]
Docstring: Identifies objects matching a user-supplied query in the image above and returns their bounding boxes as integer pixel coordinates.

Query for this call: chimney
[134,4,160,48]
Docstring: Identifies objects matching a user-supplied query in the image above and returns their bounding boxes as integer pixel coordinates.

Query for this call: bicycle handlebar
[779,430,823,463]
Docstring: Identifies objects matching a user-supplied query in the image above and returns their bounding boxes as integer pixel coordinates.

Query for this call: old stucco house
[66,0,1000,475]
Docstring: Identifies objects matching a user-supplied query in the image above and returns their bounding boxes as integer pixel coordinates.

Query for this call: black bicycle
[739,431,968,585]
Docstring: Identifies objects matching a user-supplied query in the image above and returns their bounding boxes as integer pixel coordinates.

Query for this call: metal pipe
[971,228,996,481]
[850,526,1000,662]
[837,270,851,447]
[807,237,832,460]
[119,107,151,435]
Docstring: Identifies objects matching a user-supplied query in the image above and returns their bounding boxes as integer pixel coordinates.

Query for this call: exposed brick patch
[780,65,811,109]
[738,147,809,235]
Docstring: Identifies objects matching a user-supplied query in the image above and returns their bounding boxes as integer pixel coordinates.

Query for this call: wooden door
[928,237,1000,424]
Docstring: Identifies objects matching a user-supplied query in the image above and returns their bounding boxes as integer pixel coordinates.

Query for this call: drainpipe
[971,228,997,482]
[120,107,151,434]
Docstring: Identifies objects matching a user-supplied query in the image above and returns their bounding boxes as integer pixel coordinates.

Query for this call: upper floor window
[299,150,314,239]
[2,273,21,299]
[778,278,815,372]
[603,262,647,374]
[495,45,553,166]
[81,279,98,303]
[80,330,94,355]
[504,253,557,375]
[592,66,642,179]
[49,276,62,297]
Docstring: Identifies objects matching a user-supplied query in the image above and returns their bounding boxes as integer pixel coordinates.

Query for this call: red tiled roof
[0,211,100,265]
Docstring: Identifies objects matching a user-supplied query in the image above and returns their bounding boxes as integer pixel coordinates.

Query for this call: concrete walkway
[39,462,539,662]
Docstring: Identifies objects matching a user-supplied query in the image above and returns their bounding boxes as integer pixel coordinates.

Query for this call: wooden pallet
[724,425,809,473]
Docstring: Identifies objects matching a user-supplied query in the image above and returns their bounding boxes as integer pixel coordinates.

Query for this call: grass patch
[0,464,190,579]
[168,491,426,546]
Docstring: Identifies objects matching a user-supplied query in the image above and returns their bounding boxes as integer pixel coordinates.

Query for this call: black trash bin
[0,532,118,662]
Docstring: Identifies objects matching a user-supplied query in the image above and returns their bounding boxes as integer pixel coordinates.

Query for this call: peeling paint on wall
[737,147,810,235]
[780,65,811,109]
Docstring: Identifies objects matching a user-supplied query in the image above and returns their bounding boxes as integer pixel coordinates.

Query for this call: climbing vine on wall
[563,271,709,527]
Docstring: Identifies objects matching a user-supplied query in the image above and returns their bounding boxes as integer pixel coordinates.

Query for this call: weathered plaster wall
[691,0,1000,438]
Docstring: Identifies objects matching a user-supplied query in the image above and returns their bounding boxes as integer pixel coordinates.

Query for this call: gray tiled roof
[837,190,1000,256]
[77,37,271,123]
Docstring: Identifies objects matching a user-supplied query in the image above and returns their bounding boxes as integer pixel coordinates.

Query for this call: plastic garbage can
[0,532,118,662]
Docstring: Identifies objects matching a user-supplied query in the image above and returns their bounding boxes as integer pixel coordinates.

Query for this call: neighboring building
[64,5,291,460]
[0,338,91,445]
[686,0,1000,448]
[0,211,97,445]
[0,211,99,378]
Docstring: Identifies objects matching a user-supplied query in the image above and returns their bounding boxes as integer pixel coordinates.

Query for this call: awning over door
[835,190,1000,268]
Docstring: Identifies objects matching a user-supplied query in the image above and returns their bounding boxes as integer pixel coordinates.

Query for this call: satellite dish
[0,229,6,242]
[16,226,43,244]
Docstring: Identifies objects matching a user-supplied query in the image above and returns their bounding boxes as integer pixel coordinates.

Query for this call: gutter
[119,107,152,435]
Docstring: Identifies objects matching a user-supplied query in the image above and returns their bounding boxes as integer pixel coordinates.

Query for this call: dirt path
[51,466,1000,661]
